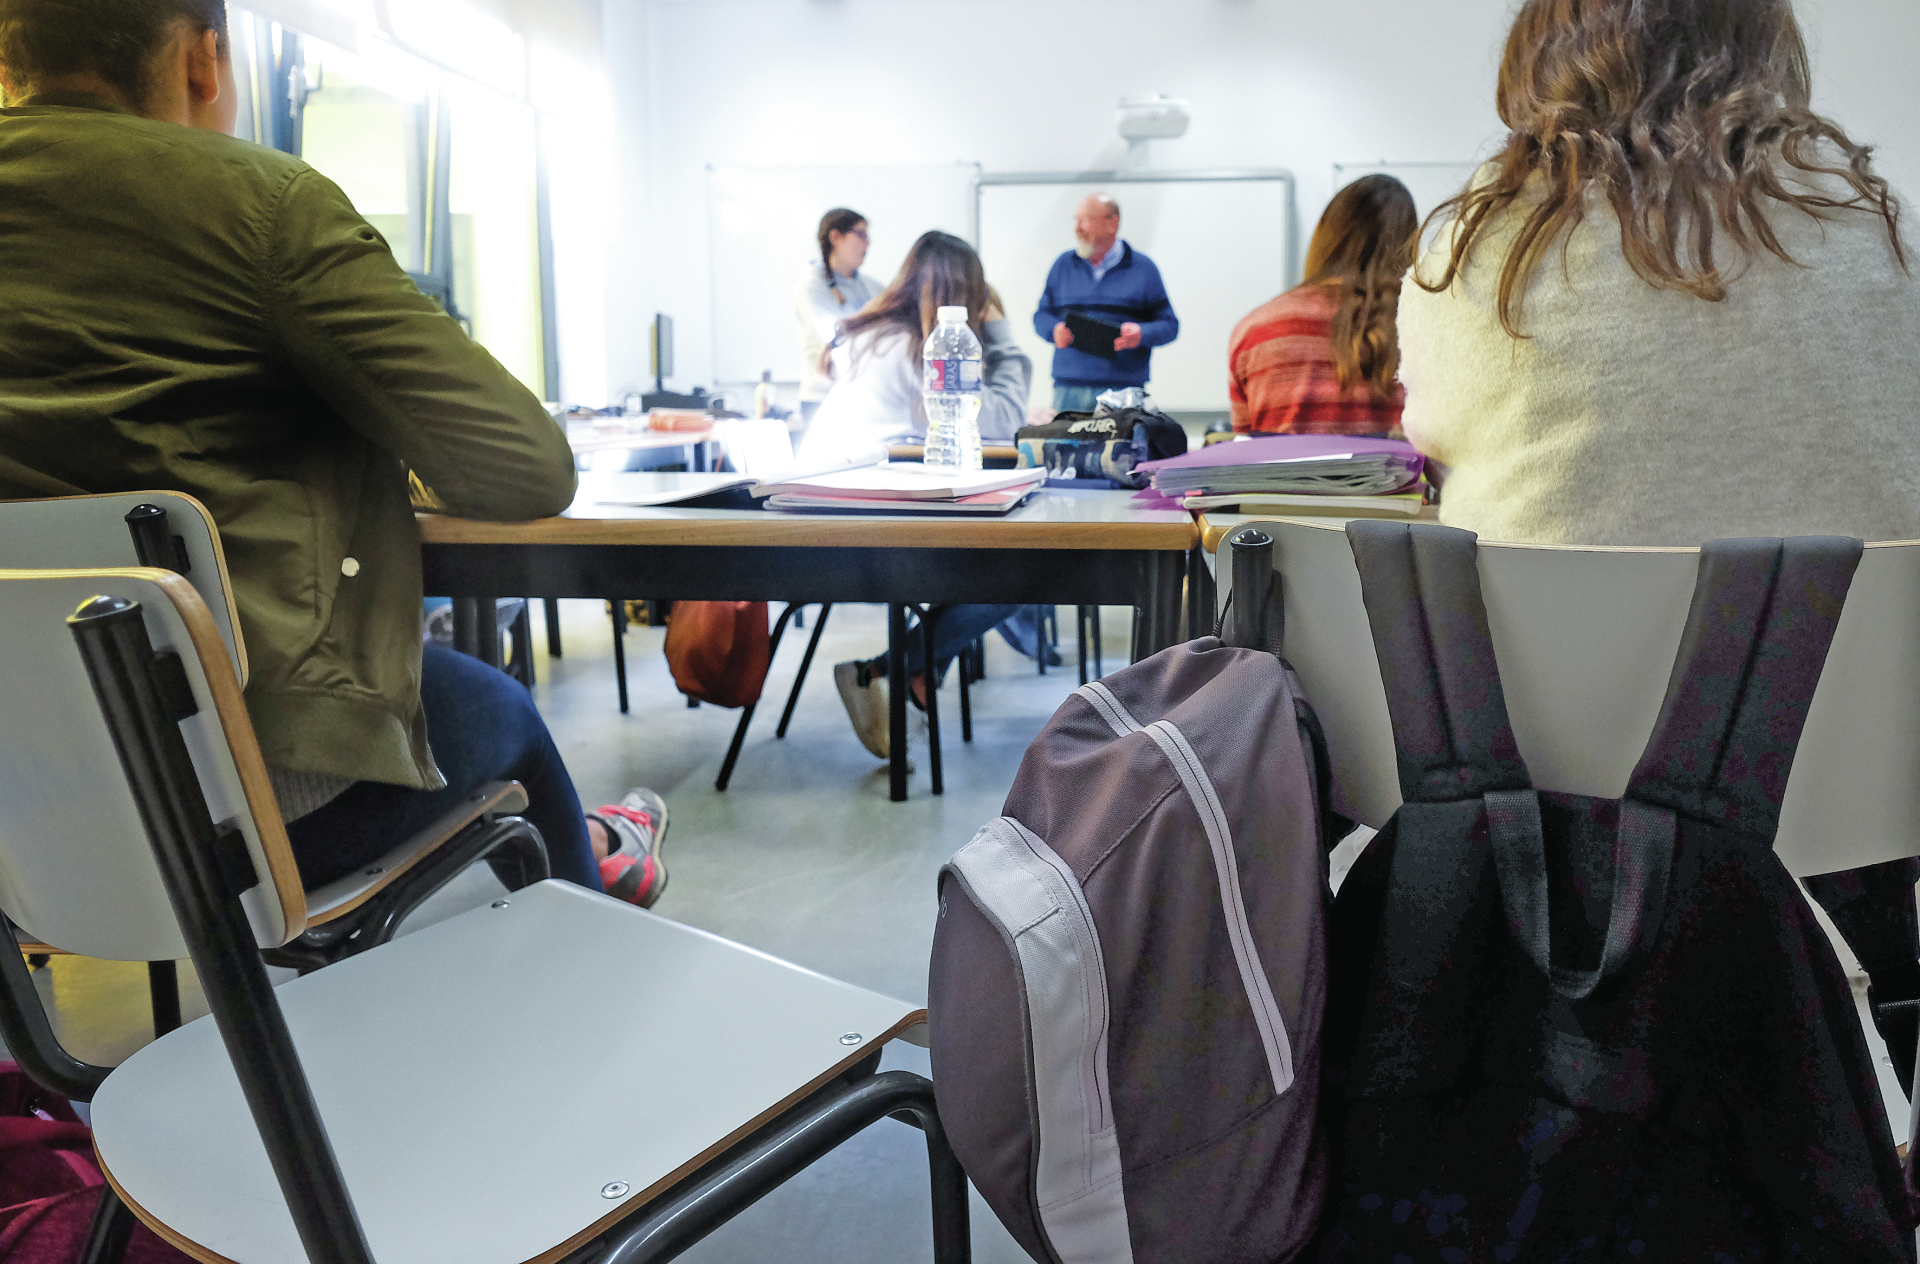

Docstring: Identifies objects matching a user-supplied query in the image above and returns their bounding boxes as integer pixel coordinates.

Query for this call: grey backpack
[927,628,1340,1263]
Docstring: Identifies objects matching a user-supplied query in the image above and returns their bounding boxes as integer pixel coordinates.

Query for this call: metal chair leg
[592,1070,969,1264]
[1092,606,1104,678]
[959,643,972,745]
[611,599,630,714]
[507,601,535,690]
[79,1183,137,1264]
[776,604,831,739]
[148,960,181,1038]
[888,605,908,802]
[544,597,563,657]
[922,606,943,797]
[717,605,798,792]
[1077,605,1090,686]
[1036,603,1047,677]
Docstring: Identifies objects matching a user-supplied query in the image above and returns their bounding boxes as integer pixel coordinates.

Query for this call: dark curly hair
[0,0,229,107]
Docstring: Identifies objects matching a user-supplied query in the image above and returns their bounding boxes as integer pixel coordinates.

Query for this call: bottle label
[924,358,981,392]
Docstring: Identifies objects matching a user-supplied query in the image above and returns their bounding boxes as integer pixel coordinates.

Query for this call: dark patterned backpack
[1317,522,1916,1261]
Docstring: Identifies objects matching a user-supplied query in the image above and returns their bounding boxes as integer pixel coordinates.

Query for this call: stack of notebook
[754,464,1046,515]
[1138,435,1427,517]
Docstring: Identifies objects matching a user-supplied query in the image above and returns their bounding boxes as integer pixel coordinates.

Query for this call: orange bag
[663,601,771,709]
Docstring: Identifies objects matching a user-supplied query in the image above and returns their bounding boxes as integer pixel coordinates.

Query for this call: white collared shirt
[1088,237,1127,283]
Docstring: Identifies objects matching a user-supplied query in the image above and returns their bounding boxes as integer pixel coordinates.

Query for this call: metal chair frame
[0,586,968,1264]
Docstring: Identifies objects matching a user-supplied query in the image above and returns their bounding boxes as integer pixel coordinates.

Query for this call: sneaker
[589,787,670,907]
[833,659,891,759]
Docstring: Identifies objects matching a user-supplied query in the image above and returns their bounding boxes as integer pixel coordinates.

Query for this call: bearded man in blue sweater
[1032,193,1180,412]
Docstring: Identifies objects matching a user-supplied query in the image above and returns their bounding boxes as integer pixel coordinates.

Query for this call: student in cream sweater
[1398,0,1920,548]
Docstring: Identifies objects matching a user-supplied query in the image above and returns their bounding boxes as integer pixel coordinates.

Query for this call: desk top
[420,474,1196,551]
[1199,505,1440,552]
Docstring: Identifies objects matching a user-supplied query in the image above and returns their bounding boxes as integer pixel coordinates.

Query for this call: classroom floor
[13,599,1130,1264]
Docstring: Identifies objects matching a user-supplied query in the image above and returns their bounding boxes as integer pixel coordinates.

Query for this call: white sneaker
[833,660,891,759]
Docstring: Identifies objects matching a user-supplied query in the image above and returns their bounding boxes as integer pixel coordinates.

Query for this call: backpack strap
[1345,521,1529,802]
[1346,522,1641,1001]
[1624,537,1863,837]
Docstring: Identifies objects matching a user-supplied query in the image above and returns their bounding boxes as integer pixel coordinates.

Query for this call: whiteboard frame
[974,167,1299,291]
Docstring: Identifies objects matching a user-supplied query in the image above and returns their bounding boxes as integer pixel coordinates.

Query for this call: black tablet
[1063,312,1122,360]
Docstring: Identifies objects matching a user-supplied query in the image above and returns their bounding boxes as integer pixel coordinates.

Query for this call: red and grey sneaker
[588,788,670,907]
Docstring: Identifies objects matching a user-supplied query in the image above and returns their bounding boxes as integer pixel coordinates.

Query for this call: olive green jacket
[0,98,576,789]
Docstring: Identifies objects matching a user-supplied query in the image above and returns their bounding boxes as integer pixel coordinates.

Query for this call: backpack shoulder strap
[1345,520,1530,802]
[1625,536,1863,838]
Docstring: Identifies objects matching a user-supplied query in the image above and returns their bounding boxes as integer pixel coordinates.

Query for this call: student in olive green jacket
[0,0,669,905]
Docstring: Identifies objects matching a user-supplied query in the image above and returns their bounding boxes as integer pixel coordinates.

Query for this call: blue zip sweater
[1030,243,1179,387]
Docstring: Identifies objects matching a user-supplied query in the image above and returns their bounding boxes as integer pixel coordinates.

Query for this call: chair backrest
[0,568,305,959]
[1239,518,1920,877]
[0,492,246,683]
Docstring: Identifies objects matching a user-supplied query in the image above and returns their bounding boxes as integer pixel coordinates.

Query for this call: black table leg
[544,597,563,657]
[888,604,908,802]
[922,607,942,796]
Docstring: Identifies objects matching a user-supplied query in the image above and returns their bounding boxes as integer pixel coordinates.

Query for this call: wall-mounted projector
[1117,94,1191,141]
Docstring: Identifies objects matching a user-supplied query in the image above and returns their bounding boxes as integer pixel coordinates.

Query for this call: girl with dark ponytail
[795,207,877,421]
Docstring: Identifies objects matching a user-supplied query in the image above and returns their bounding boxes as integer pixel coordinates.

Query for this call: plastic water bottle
[922,305,983,472]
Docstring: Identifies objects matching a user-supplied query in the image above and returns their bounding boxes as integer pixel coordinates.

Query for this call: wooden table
[421,474,1195,800]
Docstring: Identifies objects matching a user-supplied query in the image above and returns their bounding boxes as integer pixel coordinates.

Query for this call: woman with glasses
[794,208,880,426]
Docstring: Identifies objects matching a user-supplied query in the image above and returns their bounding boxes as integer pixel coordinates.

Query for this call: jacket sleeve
[1032,258,1065,342]
[1135,262,1179,348]
[978,319,1033,441]
[262,167,576,522]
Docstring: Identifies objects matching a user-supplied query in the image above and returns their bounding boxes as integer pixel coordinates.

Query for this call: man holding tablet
[1032,193,1180,412]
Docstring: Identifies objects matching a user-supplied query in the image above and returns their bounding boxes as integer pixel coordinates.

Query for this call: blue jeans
[1052,384,1113,413]
[285,643,601,893]
[900,604,1023,683]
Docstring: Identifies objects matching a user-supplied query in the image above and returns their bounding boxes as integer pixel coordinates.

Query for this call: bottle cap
[936,306,968,324]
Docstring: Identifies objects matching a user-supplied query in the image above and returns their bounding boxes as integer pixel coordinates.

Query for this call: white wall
[600,0,1920,403]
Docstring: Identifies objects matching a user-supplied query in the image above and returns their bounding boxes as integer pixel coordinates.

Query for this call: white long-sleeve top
[796,318,1032,466]
[795,260,881,403]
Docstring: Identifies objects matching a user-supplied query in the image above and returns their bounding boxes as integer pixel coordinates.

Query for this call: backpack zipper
[1075,681,1296,1096]
[1145,720,1296,1097]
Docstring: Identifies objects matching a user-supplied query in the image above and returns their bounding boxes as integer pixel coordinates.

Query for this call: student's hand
[1114,323,1143,351]
[1053,322,1074,349]
[985,300,1004,322]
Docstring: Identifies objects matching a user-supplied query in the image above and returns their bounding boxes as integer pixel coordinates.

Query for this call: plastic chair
[0,494,555,978]
[0,567,968,1264]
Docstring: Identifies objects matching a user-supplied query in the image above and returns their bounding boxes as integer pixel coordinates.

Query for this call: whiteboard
[706,163,979,386]
[976,172,1295,414]
[1332,161,1483,220]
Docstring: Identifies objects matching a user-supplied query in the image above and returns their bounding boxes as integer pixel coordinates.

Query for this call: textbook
[1140,435,1425,497]
[1178,490,1427,517]
[763,482,1041,515]
[751,464,1046,502]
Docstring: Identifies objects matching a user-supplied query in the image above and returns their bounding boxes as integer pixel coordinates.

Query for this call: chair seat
[92,880,926,1264]
[301,780,530,927]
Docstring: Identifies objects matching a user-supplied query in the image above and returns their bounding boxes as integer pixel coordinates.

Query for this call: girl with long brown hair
[798,230,1039,760]
[1398,0,1919,546]
[798,230,1030,464]
[1227,175,1418,435]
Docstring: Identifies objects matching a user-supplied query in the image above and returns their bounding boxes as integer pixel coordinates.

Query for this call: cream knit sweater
[1398,172,1920,546]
